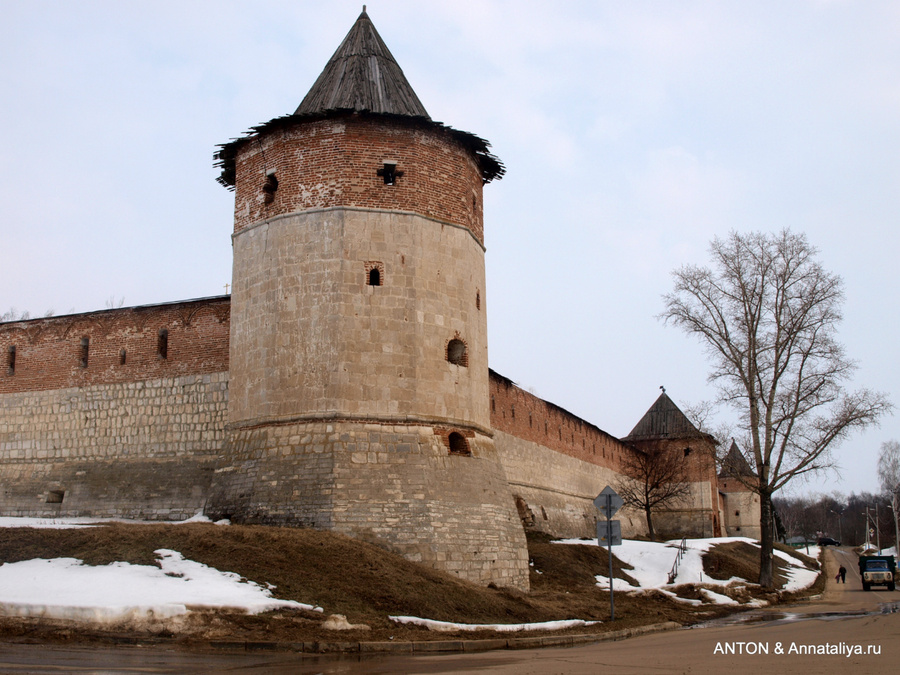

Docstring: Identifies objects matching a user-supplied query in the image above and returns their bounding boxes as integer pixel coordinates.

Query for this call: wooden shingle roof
[719,440,756,478]
[295,8,430,118]
[214,10,504,188]
[623,391,705,442]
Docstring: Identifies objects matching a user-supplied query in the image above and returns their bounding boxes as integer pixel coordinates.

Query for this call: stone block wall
[229,207,489,432]
[0,372,228,519]
[207,420,530,590]
[489,371,633,470]
[493,429,647,539]
[720,481,762,538]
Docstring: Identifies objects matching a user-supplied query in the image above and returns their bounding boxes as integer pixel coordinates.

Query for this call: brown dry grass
[0,524,821,647]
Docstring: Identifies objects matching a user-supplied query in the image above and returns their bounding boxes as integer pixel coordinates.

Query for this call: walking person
[839,565,847,583]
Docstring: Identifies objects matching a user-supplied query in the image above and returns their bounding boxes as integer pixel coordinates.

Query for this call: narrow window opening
[377,161,404,186]
[446,338,467,366]
[119,348,127,365]
[529,413,532,428]
[448,432,471,456]
[157,329,168,360]
[365,262,384,287]
[7,345,15,375]
[683,447,692,457]
[511,405,515,420]
[491,395,495,412]
[735,510,740,517]
[79,338,89,368]
[476,290,481,310]
[46,489,65,504]
[262,172,278,204]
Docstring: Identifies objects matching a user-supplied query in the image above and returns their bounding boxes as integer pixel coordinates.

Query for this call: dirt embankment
[0,525,822,647]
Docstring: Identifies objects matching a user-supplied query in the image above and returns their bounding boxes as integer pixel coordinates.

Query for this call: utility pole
[876,502,881,552]
[893,486,900,555]
[830,509,843,544]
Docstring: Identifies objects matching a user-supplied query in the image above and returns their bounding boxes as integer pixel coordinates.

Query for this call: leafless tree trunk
[877,440,900,554]
[662,229,891,588]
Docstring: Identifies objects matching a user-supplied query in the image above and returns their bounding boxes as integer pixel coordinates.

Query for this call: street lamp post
[830,509,843,544]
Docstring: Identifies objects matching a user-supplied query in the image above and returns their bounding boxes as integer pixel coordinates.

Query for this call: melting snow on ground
[0,515,316,624]
[552,537,819,606]
[0,549,320,623]
[390,617,599,632]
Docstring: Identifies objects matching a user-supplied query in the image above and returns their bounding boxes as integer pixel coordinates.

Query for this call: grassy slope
[0,525,822,645]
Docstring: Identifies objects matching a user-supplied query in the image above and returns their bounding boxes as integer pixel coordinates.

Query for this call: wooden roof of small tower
[623,391,710,442]
[719,439,756,479]
[296,7,430,118]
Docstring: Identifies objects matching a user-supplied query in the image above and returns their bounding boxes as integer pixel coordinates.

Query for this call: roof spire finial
[660,385,666,394]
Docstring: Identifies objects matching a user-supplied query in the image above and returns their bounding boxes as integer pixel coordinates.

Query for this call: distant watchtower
[207,10,529,590]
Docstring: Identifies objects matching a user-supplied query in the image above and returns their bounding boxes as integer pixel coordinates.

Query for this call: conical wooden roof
[719,440,755,478]
[214,10,504,188]
[623,391,704,442]
[295,9,430,118]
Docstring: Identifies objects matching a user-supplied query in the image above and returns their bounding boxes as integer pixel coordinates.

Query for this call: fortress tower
[206,10,529,589]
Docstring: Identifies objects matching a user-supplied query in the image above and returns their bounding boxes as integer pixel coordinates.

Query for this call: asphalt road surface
[1,547,898,674]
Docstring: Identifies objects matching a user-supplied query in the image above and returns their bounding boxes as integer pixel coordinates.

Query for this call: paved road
[1,548,898,674]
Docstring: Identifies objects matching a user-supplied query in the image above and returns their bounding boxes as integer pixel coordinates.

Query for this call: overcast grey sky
[2,1,898,498]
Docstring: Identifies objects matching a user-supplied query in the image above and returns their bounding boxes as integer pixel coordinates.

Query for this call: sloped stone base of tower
[206,421,530,591]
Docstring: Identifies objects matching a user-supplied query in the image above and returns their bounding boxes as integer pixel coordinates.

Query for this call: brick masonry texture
[232,116,486,244]
[0,298,230,395]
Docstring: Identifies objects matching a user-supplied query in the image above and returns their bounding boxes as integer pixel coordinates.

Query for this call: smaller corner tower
[623,391,722,538]
[207,9,528,590]
[718,440,761,538]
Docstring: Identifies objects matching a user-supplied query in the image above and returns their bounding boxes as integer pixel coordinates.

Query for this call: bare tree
[615,445,692,541]
[1,308,30,322]
[877,440,900,495]
[661,230,891,587]
[877,440,900,554]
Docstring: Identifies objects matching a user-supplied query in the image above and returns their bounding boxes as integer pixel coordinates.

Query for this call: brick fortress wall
[0,298,230,518]
[489,372,648,538]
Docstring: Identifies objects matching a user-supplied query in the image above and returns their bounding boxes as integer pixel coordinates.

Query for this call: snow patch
[556,536,818,606]
[390,616,599,632]
[0,550,320,624]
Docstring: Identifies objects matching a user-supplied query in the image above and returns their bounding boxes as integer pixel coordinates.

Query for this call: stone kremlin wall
[0,298,647,536]
[0,299,229,518]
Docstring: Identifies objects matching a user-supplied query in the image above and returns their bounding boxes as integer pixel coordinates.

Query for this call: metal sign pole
[607,495,614,621]
[594,486,622,621]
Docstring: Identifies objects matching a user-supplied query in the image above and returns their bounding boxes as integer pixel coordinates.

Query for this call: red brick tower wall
[231,115,485,244]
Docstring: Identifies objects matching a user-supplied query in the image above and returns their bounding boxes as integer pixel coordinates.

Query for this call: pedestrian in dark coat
[839,565,847,583]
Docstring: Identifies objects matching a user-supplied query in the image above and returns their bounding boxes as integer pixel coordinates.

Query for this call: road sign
[598,519,622,546]
[594,485,623,519]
